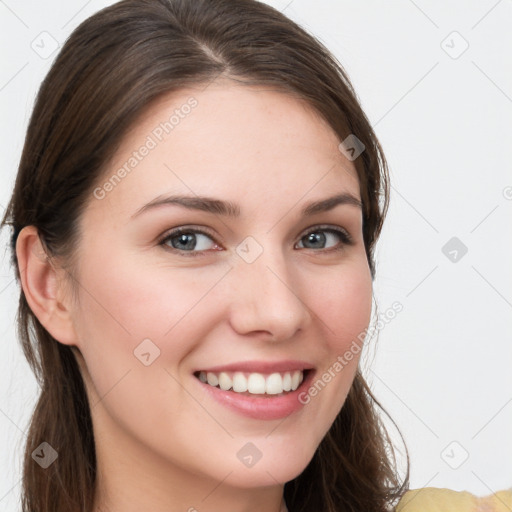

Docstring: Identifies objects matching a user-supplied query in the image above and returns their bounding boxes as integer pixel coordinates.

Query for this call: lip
[194,368,316,420]
[194,359,315,374]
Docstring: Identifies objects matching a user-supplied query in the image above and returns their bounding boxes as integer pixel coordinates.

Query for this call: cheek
[298,259,372,438]
[71,249,231,369]
[310,259,373,349]
[70,252,234,458]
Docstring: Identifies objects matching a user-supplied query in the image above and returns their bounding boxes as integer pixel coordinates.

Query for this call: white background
[1,1,511,510]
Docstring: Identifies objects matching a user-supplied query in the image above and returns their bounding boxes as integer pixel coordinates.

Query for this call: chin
[217,447,315,488]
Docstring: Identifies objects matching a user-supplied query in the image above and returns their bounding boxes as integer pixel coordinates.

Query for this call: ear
[16,226,78,346]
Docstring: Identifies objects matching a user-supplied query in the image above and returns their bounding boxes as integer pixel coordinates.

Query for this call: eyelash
[158,224,354,257]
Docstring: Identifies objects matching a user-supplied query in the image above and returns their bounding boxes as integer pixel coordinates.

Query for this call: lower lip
[195,370,316,420]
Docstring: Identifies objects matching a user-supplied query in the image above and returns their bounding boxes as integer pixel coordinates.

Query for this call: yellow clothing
[396,486,512,512]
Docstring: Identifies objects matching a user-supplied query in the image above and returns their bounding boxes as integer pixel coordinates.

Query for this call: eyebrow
[131,192,362,219]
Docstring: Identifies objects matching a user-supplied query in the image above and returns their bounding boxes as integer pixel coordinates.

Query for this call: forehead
[88,80,360,220]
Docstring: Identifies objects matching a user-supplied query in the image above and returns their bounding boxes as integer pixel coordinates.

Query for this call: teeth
[233,372,248,392]
[265,373,283,394]
[282,372,292,391]
[248,373,266,394]
[206,372,218,387]
[198,370,305,395]
[218,372,232,391]
[292,371,301,390]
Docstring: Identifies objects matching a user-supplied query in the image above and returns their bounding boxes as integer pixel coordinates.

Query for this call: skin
[17,80,373,512]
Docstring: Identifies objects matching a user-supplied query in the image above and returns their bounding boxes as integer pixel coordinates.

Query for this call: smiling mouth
[193,369,312,397]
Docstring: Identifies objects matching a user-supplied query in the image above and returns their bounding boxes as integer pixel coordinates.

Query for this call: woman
[2,0,510,511]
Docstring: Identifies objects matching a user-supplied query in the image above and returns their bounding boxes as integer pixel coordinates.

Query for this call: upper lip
[195,360,315,374]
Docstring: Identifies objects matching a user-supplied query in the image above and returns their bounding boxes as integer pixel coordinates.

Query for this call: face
[68,81,372,495]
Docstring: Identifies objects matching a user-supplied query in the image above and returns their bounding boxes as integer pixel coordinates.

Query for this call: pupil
[174,233,195,250]
[305,232,325,248]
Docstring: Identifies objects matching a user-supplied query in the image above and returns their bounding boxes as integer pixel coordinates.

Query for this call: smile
[194,370,306,396]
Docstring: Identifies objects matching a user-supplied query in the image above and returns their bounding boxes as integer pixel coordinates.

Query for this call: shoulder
[395,486,512,512]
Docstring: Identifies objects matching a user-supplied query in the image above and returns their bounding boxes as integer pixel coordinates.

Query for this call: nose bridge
[228,240,310,339]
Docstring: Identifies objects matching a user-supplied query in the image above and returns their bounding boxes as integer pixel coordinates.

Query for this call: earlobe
[15,226,78,347]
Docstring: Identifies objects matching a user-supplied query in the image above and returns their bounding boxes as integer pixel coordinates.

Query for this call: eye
[296,225,353,252]
[159,227,220,255]
[158,224,353,257]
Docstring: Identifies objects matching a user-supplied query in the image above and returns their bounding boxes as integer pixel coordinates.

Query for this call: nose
[227,247,312,342]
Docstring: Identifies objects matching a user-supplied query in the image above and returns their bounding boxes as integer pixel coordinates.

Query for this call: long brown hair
[2,0,409,510]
